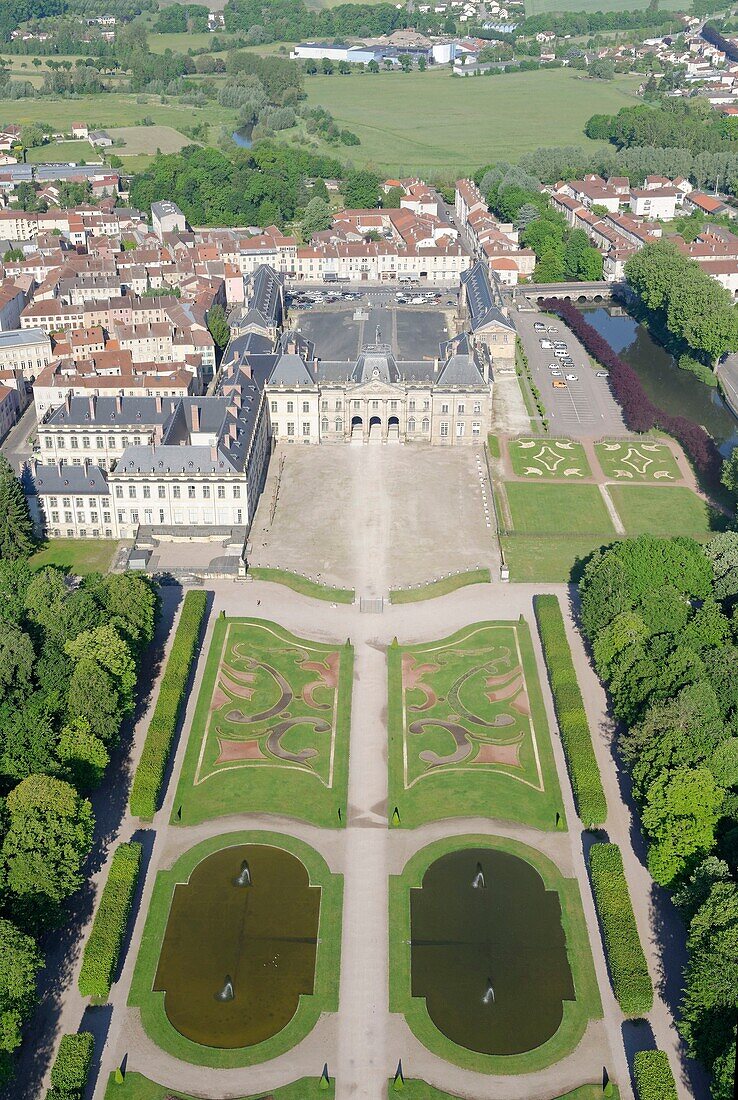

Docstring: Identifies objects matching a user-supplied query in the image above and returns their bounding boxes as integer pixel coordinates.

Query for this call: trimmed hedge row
[129,589,207,820]
[633,1050,678,1100]
[47,1032,93,1100]
[589,843,653,1017]
[534,594,607,825]
[539,298,722,488]
[78,841,142,1000]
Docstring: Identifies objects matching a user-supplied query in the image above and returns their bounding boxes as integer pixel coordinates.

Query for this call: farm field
[173,617,353,827]
[297,67,642,171]
[387,621,564,830]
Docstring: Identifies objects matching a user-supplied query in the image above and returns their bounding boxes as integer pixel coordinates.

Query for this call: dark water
[231,124,254,148]
[154,845,320,1048]
[580,305,738,457]
[410,848,574,1056]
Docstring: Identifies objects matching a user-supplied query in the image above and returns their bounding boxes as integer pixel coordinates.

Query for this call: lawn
[504,482,614,534]
[106,1074,333,1099]
[29,538,117,574]
[508,438,592,480]
[388,835,602,1075]
[387,621,564,830]
[594,439,683,482]
[172,617,353,827]
[296,67,641,172]
[128,832,342,1068]
[608,485,716,539]
[388,1085,617,1099]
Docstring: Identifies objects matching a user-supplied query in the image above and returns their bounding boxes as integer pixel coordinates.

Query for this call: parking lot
[513,306,626,437]
[288,287,455,363]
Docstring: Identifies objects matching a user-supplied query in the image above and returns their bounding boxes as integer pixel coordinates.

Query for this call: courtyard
[249,443,498,596]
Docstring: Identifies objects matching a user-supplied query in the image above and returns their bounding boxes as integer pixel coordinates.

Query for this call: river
[580,305,738,457]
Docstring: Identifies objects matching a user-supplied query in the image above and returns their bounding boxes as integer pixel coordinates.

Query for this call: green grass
[128,831,342,1067]
[295,67,641,172]
[29,538,117,574]
[501,534,618,582]
[248,566,354,603]
[106,1074,333,1099]
[387,1084,618,1099]
[387,620,564,830]
[608,485,716,539]
[508,438,592,480]
[594,440,683,482]
[504,482,614,534]
[173,617,353,828]
[389,568,491,603]
[389,835,602,1074]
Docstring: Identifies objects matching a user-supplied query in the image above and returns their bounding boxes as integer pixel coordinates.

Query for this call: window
[287,422,295,436]
[408,417,416,432]
[440,422,449,437]
[302,401,310,413]
[286,401,294,413]
[173,485,181,499]
[115,485,123,499]
[188,485,196,499]
[158,485,166,499]
[203,485,210,499]
[270,400,277,413]
[217,484,226,499]
[302,422,310,436]
[233,485,240,499]
[128,486,136,499]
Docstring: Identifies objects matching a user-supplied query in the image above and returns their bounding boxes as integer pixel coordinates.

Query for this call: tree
[0,918,43,1078]
[301,196,332,239]
[343,169,380,209]
[206,305,230,350]
[642,766,723,886]
[0,457,34,561]
[1,774,94,920]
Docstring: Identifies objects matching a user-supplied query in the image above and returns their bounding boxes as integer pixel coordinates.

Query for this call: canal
[580,305,738,457]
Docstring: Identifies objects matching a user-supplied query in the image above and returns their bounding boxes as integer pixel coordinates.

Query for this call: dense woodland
[0,457,157,1084]
[579,535,738,1100]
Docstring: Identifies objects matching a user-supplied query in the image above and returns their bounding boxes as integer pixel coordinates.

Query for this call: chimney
[191,404,200,432]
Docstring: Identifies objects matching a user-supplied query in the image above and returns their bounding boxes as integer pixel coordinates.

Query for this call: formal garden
[172,617,354,827]
[128,832,342,1067]
[388,835,602,1074]
[387,620,564,829]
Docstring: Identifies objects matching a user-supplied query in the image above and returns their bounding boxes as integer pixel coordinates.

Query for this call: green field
[106,1074,333,1100]
[388,621,564,830]
[595,439,683,482]
[508,438,592,479]
[30,538,117,574]
[173,617,353,827]
[297,67,641,172]
[607,484,717,538]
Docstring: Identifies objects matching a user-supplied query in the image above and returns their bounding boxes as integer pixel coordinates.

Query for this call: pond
[154,844,320,1048]
[231,124,254,148]
[580,305,738,458]
[410,847,574,1056]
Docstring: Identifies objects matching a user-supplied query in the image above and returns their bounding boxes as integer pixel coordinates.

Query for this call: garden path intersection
[66,577,692,1100]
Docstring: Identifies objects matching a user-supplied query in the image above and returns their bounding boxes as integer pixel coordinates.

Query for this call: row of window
[113,483,240,500]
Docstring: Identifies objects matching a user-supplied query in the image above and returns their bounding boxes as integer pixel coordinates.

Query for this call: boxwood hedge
[129,589,206,820]
[48,1032,93,1100]
[633,1050,678,1100]
[589,843,653,1017]
[78,841,142,1000]
[534,594,607,825]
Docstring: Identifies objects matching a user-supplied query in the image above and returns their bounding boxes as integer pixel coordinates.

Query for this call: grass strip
[249,566,354,603]
[129,590,206,819]
[633,1050,677,1100]
[78,842,142,1000]
[589,843,653,1018]
[389,568,491,604]
[534,594,607,825]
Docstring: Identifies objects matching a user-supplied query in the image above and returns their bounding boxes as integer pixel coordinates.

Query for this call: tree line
[579,534,738,1099]
[0,457,157,1085]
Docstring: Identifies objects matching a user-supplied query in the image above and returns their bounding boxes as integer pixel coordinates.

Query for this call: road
[512,307,626,437]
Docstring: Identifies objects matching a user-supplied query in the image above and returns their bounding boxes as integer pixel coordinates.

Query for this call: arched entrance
[350,415,363,442]
[368,415,381,441]
[387,415,400,442]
